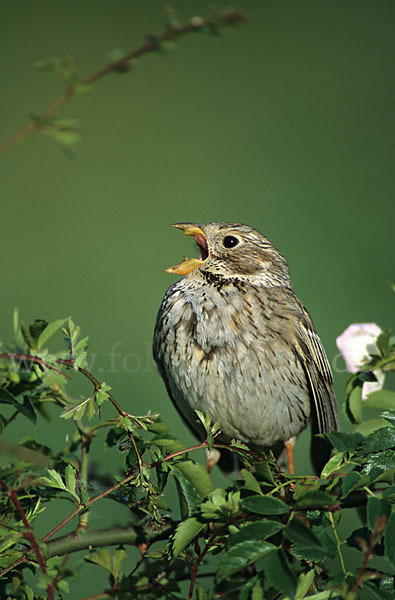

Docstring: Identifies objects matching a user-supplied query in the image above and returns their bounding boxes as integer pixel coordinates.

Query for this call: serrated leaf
[364,390,395,411]
[36,318,66,350]
[61,392,99,421]
[228,520,285,546]
[349,385,363,423]
[262,548,297,599]
[64,464,76,496]
[294,490,335,509]
[216,540,275,582]
[360,427,395,454]
[381,410,395,425]
[284,516,324,549]
[173,470,202,518]
[384,511,395,568]
[41,469,66,490]
[242,495,289,515]
[292,528,337,562]
[0,390,37,424]
[324,431,364,452]
[171,517,206,557]
[173,460,212,498]
[362,449,395,479]
[40,468,79,501]
[86,548,112,571]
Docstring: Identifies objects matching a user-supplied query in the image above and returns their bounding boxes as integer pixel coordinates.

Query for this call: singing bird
[153,222,338,474]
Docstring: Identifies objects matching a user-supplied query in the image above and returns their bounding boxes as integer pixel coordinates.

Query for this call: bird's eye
[222,235,239,249]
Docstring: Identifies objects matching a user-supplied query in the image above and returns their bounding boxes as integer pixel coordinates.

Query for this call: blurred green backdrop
[1,0,394,596]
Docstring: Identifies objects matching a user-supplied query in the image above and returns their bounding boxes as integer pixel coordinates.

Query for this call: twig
[188,515,246,599]
[351,515,388,595]
[0,10,247,155]
[0,479,47,573]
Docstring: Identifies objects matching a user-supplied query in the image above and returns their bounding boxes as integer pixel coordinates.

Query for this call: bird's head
[165,222,292,287]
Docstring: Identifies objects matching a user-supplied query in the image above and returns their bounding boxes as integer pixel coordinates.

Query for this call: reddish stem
[0,479,47,573]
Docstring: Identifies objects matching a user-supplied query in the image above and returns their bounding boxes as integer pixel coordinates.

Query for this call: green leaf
[29,319,49,344]
[86,548,112,571]
[384,511,395,568]
[36,318,66,349]
[362,449,395,480]
[0,389,37,424]
[112,549,127,580]
[284,516,324,550]
[228,520,285,546]
[376,329,391,355]
[360,427,395,454]
[262,549,297,599]
[367,496,391,532]
[295,568,315,599]
[382,410,395,425]
[254,459,275,484]
[240,468,262,495]
[216,540,275,582]
[173,460,212,498]
[251,577,264,600]
[324,431,364,452]
[341,471,369,498]
[349,385,363,423]
[356,417,390,436]
[294,490,335,509]
[171,517,206,558]
[40,468,79,501]
[364,576,395,600]
[242,495,289,515]
[364,390,395,411]
[61,396,95,421]
[151,436,185,454]
[292,528,337,561]
[21,322,36,349]
[320,451,345,478]
[64,464,77,497]
[172,468,203,518]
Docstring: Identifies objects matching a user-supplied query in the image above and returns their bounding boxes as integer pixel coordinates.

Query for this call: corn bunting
[153,222,338,474]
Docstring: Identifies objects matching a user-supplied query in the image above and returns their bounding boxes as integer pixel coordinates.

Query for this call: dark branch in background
[0,9,247,155]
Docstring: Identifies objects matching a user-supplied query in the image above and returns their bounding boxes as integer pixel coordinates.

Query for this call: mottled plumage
[153,222,338,473]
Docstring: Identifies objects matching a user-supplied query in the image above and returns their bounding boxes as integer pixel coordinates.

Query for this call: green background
[1,0,394,596]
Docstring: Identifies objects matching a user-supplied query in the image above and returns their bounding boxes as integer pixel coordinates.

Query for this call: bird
[153,222,339,475]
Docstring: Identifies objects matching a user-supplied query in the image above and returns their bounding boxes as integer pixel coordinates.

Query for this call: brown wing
[294,305,339,473]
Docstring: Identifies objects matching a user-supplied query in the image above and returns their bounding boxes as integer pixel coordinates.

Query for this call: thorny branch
[0,9,247,155]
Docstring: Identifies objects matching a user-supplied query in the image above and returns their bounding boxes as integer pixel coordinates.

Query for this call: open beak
[165,223,209,275]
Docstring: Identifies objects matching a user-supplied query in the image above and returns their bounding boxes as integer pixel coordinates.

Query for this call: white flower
[336,323,385,400]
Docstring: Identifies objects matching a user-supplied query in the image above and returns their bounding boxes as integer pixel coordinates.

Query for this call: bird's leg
[284,436,296,474]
